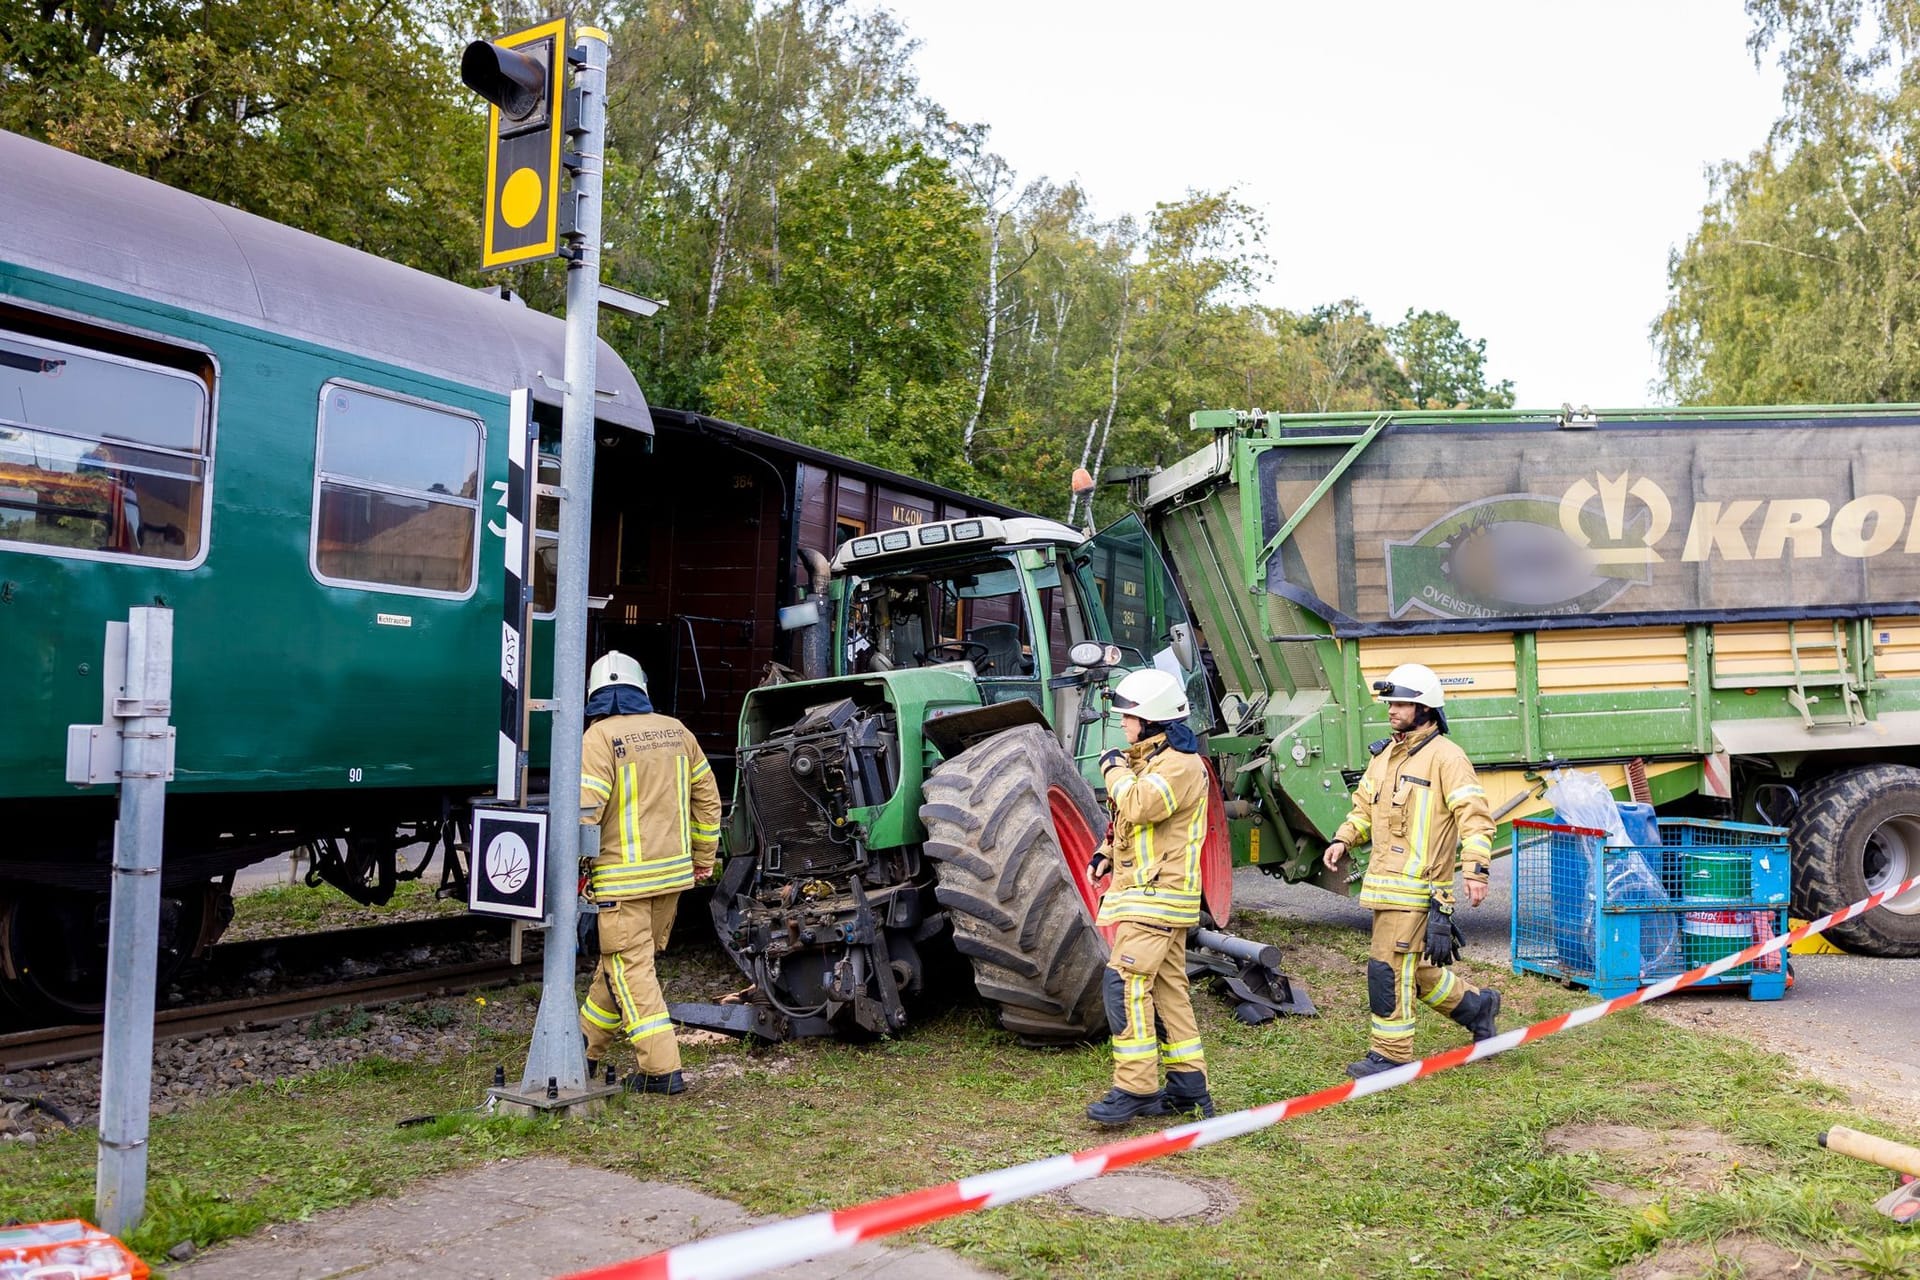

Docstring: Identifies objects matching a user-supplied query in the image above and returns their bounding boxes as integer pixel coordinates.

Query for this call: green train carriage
[0,128,656,1015]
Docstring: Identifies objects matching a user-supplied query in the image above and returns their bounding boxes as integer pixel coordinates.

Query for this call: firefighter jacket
[1095,734,1210,929]
[580,713,722,902]
[1333,725,1494,911]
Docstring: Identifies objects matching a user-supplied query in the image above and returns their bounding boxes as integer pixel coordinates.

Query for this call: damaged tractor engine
[710,696,935,1037]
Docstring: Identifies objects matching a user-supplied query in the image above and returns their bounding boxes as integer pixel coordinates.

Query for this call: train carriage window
[311,381,481,597]
[0,329,210,564]
[531,453,560,616]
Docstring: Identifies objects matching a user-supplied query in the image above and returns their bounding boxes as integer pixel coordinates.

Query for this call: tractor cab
[824,513,1211,768]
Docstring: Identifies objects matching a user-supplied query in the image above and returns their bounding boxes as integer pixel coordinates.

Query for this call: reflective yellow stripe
[677,755,691,859]
[1358,868,1435,909]
[609,952,642,1033]
[1098,888,1203,926]
[593,859,694,894]
[1183,800,1205,890]
[690,758,711,781]
[1403,784,1434,880]
[619,761,642,863]
[1159,1036,1204,1064]
[628,1011,673,1043]
[1147,774,1178,819]
[1446,783,1484,806]
[581,997,620,1030]
[582,774,613,798]
[1423,968,1458,1009]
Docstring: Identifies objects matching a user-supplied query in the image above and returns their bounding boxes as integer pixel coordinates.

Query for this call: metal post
[520,23,609,1095]
[95,607,173,1235]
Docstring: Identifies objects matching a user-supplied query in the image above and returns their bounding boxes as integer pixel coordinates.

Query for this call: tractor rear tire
[1789,764,1920,957]
[920,725,1109,1044]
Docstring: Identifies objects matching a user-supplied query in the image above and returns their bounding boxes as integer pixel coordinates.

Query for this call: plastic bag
[1545,769,1629,845]
[1606,848,1679,976]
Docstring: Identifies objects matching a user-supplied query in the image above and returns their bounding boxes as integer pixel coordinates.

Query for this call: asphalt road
[1232,859,1920,1112]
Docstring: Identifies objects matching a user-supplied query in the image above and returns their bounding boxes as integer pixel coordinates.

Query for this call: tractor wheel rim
[1049,784,1102,921]
[1864,814,1920,915]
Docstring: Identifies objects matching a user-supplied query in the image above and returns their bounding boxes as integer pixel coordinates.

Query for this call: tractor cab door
[1080,513,1213,734]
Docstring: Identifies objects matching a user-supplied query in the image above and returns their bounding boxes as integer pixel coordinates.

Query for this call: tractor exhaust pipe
[794,547,832,681]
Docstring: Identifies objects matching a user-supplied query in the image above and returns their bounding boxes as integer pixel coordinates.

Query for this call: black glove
[1099,749,1125,772]
[1424,897,1464,966]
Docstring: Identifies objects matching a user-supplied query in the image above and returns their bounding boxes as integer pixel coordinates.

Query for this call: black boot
[1345,1051,1404,1079]
[582,1033,597,1082]
[1085,1087,1168,1126]
[1450,988,1502,1041]
[1163,1070,1215,1118]
[623,1070,686,1095]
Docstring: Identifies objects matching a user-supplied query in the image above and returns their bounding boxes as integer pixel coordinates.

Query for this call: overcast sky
[880,1,1788,409]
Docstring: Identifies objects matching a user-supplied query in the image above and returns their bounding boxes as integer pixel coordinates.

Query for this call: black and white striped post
[497,386,535,805]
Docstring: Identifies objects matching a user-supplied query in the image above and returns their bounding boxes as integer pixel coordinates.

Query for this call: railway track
[0,953,536,1071]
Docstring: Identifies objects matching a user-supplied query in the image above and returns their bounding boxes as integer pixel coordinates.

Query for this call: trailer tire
[921,725,1109,1044]
[1789,764,1920,957]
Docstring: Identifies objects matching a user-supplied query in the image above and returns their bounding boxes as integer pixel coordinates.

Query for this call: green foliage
[0,0,489,278]
[1658,1,1920,404]
[1,0,1516,515]
[1391,308,1517,408]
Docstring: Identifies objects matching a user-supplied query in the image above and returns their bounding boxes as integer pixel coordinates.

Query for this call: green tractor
[677,514,1308,1043]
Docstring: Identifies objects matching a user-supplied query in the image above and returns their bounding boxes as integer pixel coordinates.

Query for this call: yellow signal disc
[501,167,543,229]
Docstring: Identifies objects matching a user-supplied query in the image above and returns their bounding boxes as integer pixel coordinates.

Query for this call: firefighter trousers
[1104,920,1206,1095]
[1367,907,1478,1063]
[580,892,682,1075]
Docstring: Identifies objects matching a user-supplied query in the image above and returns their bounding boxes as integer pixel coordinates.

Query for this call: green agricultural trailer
[1149,405,1920,959]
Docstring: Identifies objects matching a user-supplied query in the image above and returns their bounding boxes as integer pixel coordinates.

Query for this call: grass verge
[4,912,1913,1279]
[221,875,462,941]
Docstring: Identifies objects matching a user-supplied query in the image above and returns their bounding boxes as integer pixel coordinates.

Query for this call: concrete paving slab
[167,1157,995,1280]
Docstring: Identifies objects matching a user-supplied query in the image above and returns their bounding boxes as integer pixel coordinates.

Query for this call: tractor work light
[953,520,984,540]
[918,525,949,544]
[851,537,881,558]
[880,530,912,552]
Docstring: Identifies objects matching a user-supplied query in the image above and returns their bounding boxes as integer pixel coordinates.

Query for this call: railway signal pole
[68,608,175,1233]
[462,20,612,1108]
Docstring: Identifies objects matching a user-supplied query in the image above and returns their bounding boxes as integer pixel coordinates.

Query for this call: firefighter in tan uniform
[577,652,722,1095]
[1085,668,1217,1126]
[1324,663,1501,1079]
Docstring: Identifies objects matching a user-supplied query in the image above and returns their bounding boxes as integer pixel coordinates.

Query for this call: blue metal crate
[1511,817,1790,1000]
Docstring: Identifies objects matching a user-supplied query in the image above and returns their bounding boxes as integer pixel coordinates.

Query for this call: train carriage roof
[0,129,652,436]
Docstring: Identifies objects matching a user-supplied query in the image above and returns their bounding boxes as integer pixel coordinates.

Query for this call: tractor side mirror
[1167,622,1197,672]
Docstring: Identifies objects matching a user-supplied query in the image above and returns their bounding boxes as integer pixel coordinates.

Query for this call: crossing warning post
[459,21,615,1113]
[64,609,175,1235]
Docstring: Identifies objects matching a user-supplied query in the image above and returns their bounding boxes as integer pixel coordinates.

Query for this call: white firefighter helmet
[1373,663,1444,708]
[588,650,647,696]
[1110,667,1191,724]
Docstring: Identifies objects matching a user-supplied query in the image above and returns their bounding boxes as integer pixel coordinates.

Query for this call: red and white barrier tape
[560,873,1920,1280]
